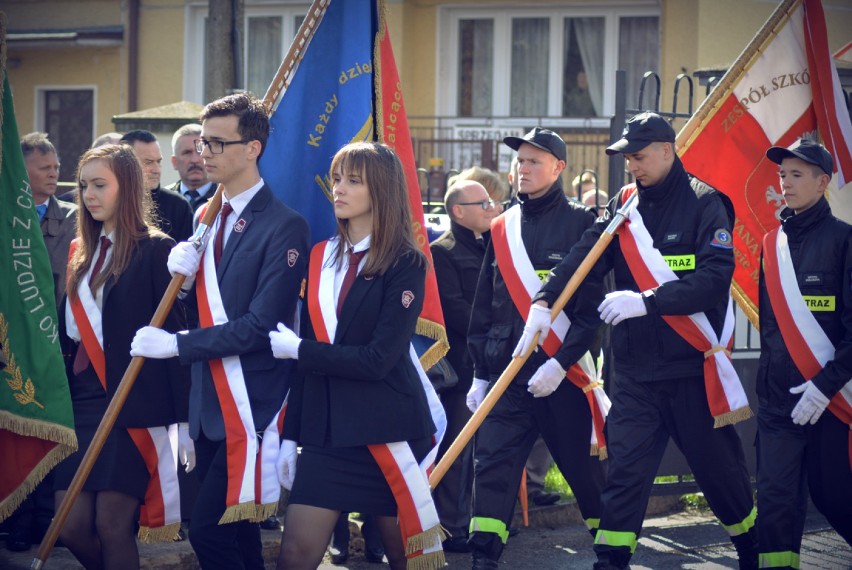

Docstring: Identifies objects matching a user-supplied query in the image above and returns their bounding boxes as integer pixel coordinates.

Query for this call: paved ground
[3,502,849,569]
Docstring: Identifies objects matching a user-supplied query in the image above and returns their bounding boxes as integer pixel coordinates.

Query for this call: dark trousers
[594,374,755,569]
[470,378,606,560]
[188,433,264,570]
[433,388,474,537]
[757,404,852,568]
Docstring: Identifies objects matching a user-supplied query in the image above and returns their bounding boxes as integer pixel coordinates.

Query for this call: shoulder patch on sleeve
[710,228,733,249]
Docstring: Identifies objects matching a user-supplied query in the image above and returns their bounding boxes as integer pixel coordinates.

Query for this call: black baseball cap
[606,112,676,155]
[766,139,833,176]
[504,127,567,162]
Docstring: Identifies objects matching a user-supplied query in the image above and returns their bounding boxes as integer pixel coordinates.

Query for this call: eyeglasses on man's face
[457,199,496,210]
[194,138,250,154]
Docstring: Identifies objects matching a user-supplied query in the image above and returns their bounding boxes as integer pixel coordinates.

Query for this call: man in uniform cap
[519,112,758,569]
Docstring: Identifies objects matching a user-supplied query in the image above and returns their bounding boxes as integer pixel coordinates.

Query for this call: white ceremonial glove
[790,382,830,426]
[527,358,566,398]
[177,422,196,473]
[276,440,298,490]
[269,323,302,360]
[130,326,178,359]
[168,241,202,289]
[598,290,648,325]
[466,378,490,413]
[512,304,552,357]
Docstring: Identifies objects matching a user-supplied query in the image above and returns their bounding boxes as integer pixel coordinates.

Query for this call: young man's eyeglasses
[195,138,250,154]
[457,199,495,211]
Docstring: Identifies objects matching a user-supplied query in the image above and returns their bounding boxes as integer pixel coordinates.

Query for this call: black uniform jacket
[468,183,601,383]
[757,197,852,409]
[60,234,190,428]
[535,157,735,381]
[151,185,194,242]
[283,249,436,448]
[430,222,488,393]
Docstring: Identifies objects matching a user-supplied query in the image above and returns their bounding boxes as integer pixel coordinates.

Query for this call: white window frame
[34,84,98,140]
[436,4,659,129]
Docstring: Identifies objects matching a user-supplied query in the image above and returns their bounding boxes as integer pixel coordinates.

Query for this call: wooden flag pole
[31,3,331,568]
[429,193,638,488]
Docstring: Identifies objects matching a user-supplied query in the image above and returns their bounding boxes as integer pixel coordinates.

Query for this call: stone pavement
[2,497,849,569]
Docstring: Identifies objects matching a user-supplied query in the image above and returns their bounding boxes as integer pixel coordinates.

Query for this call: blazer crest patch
[287,249,299,268]
[401,290,415,308]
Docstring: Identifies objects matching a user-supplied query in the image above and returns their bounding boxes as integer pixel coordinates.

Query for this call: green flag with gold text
[0,12,76,522]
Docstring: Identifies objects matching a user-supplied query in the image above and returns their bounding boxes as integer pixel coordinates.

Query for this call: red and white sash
[490,206,611,458]
[66,239,181,542]
[763,227,852,462]
[617,188,752,427]
[306,239,447,570]
[195,229,285,524]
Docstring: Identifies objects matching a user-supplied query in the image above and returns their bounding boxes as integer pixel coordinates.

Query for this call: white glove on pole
[177,422,196,473]
[598,290,648,325]
[527,358,566,398]
[466,378,490,413]
[790,382,830,425]
[269,323,302,360]
[130,326,178,359]
[276,440,298,490]
[168,241,202,289]
[512,304,552,357]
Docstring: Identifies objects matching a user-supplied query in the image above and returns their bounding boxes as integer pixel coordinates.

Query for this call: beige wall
[136,0,186,109]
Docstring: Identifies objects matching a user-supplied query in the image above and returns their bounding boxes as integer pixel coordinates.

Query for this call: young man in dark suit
[131,92,309,569]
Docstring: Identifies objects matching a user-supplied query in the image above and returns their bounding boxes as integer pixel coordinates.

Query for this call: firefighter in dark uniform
[522,113,758,569]
[466,127,606,570]
[756,140,852,568]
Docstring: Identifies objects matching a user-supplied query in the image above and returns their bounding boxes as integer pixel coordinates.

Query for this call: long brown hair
[329,142,425,276]
[67,144,162,299]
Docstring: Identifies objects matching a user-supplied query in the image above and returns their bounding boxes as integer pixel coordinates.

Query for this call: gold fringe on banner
[137,521,180,543]
[714,406,754,428]
[218,501,257,525]
[405,524,449,570]
[415,318,449,372]
[251,501,278,523]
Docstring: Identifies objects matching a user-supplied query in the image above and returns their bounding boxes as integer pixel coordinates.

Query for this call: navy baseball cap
[766,139,833,176]
[504,127,567,162]
[606,112,676,155]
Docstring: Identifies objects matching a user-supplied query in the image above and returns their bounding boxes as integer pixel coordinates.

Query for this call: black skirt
[288,436,433,517]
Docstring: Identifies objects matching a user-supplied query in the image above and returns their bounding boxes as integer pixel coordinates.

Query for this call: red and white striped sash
[306,239,447,570]
[763,227,852,452]
[66,240,181,542]
[195,230,285,524]
[617,188,751,427]
[490,207,611,458]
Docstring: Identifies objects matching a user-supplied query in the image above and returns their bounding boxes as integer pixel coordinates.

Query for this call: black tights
[54,490,140,570]
[277,504,406,570]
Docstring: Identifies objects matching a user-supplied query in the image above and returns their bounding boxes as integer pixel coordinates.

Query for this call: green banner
[0,12,76,522]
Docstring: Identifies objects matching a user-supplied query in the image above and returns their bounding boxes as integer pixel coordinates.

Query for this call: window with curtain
[562,17,604,117]
[619,16,660,111]
[458,19,494,117]
[510,18,549,117]
[247,16,283,97]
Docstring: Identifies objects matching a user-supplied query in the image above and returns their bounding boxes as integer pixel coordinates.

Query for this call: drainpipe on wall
[128,0,139,111]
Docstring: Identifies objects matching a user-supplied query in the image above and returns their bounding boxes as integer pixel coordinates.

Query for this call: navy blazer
[177,185,309,441]
[283,249,436,448]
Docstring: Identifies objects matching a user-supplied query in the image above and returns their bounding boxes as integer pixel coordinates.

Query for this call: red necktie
[337,249,367,316]
[214,202,234,266]
[72,236,112,375]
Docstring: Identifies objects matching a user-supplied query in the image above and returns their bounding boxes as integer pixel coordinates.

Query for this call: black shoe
[508,526,520,538]
[529,491,560,506]
[443,535,472,553]
[592,562,622,570]
[472,556,499,570]
[6,535,30,552]
[259,516,281,531]
[364,548,386,563]
[329,545,348,564]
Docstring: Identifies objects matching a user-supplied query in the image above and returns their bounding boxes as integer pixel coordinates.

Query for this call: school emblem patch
[287,249,299,268]
[710,228,733,249]
[401,290,415,309]
[233,218,247,233]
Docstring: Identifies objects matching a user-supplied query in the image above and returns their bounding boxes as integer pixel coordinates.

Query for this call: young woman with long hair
[56,144,190,570]
[269,142,445,570]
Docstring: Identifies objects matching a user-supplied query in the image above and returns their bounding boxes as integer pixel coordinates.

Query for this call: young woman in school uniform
[56,144,190,570]
[270,142,445,570]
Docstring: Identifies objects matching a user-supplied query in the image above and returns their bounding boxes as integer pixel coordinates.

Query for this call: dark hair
[329,142,425,276]
[119,129,158,145]
[200,92,269,158]
[20,132,57,158]
[67,144,162,299]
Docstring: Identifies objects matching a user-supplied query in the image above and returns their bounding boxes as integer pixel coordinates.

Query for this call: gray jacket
[41,195,77,305]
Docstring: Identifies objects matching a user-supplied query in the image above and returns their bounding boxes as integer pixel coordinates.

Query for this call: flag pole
[31,3,330,568]
[429,192,637,488]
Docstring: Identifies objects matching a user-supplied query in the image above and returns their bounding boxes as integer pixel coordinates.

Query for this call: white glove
[512,304,552,357]
[177,422,196,473]
[790,382,830,425]
[168,241,202,288]
[466,378,489,413]
[276,439,298,490]
[130,326,178,359]
[269,323,301,360]
[598,290,648,325]
[527,358,566,398]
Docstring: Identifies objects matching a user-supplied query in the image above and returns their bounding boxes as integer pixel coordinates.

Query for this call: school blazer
[176,185,310,441]
[283,250,436,448]
[60,235,190,428]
